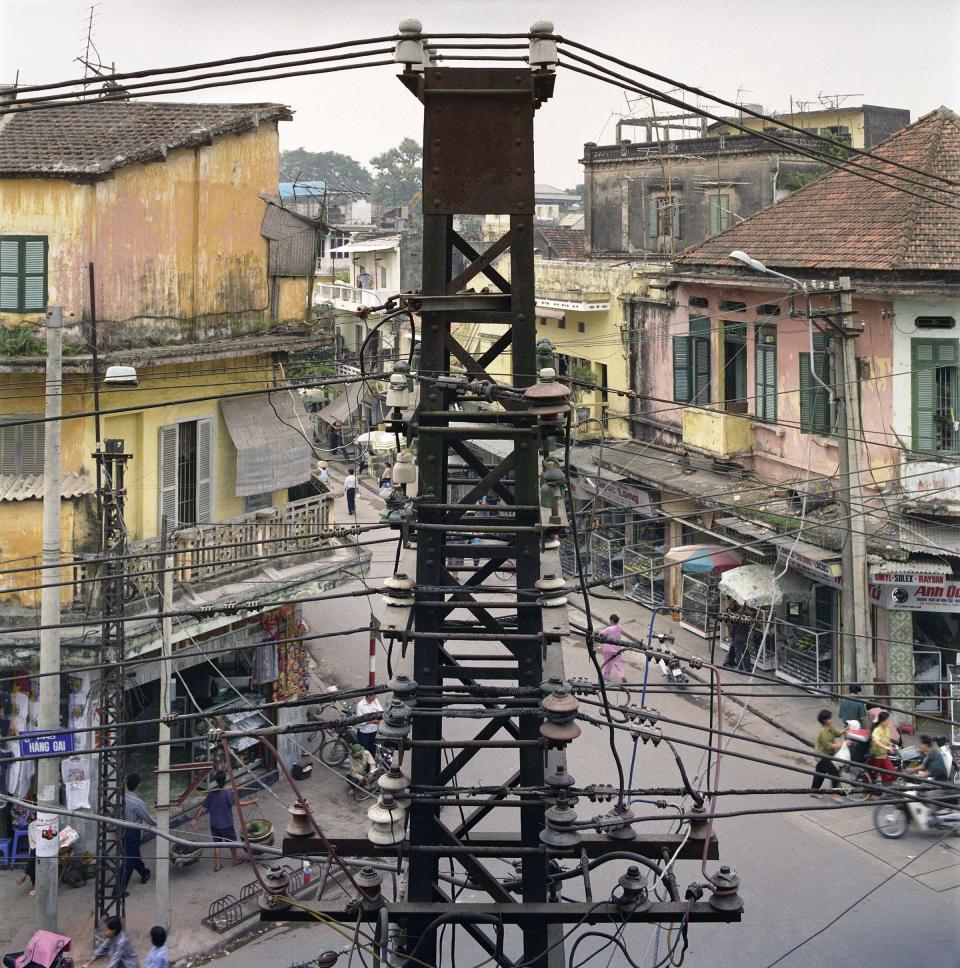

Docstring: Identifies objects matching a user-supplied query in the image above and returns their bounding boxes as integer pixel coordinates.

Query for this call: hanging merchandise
[62,755,92,811]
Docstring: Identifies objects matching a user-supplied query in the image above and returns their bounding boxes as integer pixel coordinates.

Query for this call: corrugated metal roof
[0,473,95,501]
[870,558,953,579]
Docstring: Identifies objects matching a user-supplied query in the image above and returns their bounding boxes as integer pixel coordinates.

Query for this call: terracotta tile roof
[535,226,586,260]
[675,107,960,273]
[0,100,292,178]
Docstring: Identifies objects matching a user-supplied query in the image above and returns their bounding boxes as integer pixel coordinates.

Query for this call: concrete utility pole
[36,306,63,930]
[155,527,173,929]
[834,277,873,685]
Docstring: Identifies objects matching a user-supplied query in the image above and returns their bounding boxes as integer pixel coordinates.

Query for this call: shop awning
[220,391,313,497]
[329,236,400,254]
[770,536,842,586]
[869,558,953,581]
[719,563,810,608]
[315,382,363,427]
[664,544,742,574]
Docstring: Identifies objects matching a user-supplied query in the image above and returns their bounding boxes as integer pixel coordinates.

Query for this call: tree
[280,148,373,192]
[565,183,584,202]
[370,138,422,211]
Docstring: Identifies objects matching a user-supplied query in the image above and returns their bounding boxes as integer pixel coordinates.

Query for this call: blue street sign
[19,731,74,758]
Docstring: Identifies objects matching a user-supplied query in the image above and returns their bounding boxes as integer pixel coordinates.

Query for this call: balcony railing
[682,407,754,458]
[315,283,395,313]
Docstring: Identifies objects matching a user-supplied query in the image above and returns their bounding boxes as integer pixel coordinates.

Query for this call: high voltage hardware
[260,23,741,967]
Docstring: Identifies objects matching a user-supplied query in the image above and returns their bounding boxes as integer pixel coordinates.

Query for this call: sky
[1,0,958,188]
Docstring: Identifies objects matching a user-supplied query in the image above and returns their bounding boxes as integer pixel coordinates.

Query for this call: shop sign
[777,547,842,587]
[35,813,59,858]
[19,731,74,758]
[869,572,960,612]
[536,297,611,312]
[575,476,654,514]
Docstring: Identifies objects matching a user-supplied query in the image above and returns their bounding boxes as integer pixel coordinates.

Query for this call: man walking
[810,709,847,800]
[81,917,139,968]
[838,684,869,726]
[116,773,155,897]
[723,602,750,670]
[344,466,358,517]
[598,614,624,682]
[189,771,257,871]
[330,421,343,458]
[355,693,383,755]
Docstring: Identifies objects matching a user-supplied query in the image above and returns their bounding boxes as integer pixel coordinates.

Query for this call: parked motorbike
[3,931,73,968]
[934,735,959,783]
[656,648,688,687]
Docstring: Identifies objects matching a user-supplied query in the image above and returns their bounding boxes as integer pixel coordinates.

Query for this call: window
[243,492,273,513]
[916,316,955,330]
[577,321,585,334]
[718,300,746,313]
[0,416,44,475]
[708,194,730,235]
[911,338,959,455]
[648,194,682,240]
[722,322,748,413]
[673,316,711,404]
[557,317,566,329]
[159,417,213,529]
[689,296,709,309]
[755,324,777,422]
[757,304,781,317]
[799,333,834,435]
[0,237,48,313]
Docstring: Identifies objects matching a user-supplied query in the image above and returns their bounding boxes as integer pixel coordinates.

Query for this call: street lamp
[727,250,833,406]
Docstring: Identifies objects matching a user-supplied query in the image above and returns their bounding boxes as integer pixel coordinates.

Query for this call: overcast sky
[2,0,958,187]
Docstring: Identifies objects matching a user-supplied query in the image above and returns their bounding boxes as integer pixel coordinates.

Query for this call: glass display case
[681,574,719,636]
[774,619,834,685]
[560,530,591,577]
[624,544,666,607]
[590,531,626,586]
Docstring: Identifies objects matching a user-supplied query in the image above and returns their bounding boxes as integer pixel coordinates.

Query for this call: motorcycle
[934,735,959,783]
[3,931,73,968]
[653,634,687,687]
[873,779,960,839]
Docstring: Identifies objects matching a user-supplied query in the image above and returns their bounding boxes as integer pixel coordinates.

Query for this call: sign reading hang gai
[869,570,960,611]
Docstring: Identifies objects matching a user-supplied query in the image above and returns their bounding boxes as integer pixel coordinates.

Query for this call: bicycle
[307,701,357,767]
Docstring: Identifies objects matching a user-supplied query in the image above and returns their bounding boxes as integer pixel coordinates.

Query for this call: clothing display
[62,756,91,811]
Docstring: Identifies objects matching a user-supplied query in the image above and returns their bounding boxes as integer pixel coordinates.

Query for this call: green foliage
[280,148,373,192]
[456,215,483,240]
[0,325,45,356]
[370,138,423,213]
[565,183,585,200]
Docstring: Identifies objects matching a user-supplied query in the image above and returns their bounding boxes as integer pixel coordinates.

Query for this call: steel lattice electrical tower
[267,23,742,968]
[93,439,131,924]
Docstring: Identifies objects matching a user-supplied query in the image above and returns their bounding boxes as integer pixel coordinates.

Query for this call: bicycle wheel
[874,803,909,838]
[319,734,350,767]
[845,766,874,802]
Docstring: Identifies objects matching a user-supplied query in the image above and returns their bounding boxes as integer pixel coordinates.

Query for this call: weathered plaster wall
[0,122,281,340]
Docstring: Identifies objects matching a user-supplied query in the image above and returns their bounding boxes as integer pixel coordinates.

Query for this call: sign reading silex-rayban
[870,572,960,612]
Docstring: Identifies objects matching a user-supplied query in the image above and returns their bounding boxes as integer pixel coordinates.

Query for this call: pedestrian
[868,711,897,786]
[722,602,749,670]
[357,266,373,289]
[378,465,393,490]
[143,928,168,968]
[347,743,377,789]
[599,613,624,682]
[81,917,139,968]
[189,770,257,871]
[355,693,383,755]
[344,466,358,517]
[837,684,869,727]
[330,421,343,457]
[14,818,37,897]
[810,709,847,800]
[115,773,155,897]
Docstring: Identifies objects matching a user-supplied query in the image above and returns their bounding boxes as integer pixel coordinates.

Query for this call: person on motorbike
[348,743,377,789]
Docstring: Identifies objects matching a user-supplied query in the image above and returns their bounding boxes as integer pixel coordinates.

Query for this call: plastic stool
[0,838,10,868]
[12,828,29,862]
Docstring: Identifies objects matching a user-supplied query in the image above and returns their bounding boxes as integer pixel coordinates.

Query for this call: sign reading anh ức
[870,571,960,611]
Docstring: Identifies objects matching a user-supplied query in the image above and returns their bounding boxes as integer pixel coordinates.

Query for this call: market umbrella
[664,544,743,575]
[718,563,810,608]
[351,430,408,453]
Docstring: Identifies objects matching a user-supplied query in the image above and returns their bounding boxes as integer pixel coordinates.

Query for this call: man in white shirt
[344,467,358,516]
[355,693,383,754]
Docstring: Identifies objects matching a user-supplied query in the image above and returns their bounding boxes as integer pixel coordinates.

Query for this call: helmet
[350,743,364,756]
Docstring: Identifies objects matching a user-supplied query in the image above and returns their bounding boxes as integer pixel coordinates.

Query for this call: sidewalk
[566,589,824,749]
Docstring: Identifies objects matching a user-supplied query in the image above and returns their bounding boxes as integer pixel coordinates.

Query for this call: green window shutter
[0,240,20,311]
[22,239,47,311]
[19,421,45,475]
[912,338,959,453]
[692,335,711,403]
[800,348,831,434]
[756,343,777,422]
[799,352,814,432]
[673,335,691,402]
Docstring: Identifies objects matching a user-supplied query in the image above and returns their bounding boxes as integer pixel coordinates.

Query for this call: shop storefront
[663,545,743,637]
[869,560,959,718]
[564,475,664,586]
[770,538,841,686]
[718,563,812,671]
